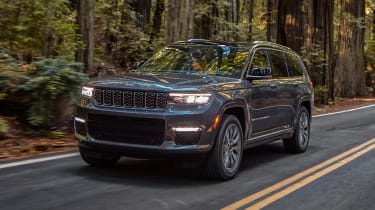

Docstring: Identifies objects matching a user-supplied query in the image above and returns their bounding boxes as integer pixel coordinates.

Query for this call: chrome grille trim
[94,88,167,110]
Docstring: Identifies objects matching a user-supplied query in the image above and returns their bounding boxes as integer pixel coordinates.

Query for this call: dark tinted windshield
[138,45,250,78]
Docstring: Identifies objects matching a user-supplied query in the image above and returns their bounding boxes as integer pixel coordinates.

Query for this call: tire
[206,114,243,180]
[283,106,310,153]
[79,147,120,167]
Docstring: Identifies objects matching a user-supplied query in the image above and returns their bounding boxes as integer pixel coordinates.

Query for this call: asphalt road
[1,106,374,210]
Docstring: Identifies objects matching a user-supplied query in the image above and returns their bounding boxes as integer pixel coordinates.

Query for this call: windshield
[138,45,250,78]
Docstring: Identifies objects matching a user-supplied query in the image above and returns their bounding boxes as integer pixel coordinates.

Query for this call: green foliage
[315,85,329,94]
[23,59,87,126]
[0,51,88,126]
[0,93,6,100]
[0,0,78,60]
[0,49,19,70]
[0,117,9,139]
[300,43,326,86]
[49,130,65,139]
[365,40,375,88]
[0,87,7,138]
[95,0,151,70]
[314,85,329,105]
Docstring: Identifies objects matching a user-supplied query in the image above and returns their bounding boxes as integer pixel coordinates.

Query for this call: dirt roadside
[1,97,375,162]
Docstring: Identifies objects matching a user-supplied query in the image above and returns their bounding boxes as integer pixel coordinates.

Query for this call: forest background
[0,0,374,131]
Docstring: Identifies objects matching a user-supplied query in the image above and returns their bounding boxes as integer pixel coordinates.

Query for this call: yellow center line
[221,138,375,210]
[247,143,375,210]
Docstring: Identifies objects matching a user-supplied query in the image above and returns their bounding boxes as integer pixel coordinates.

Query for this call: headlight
[169,93,212,104]
[81,86,94,98]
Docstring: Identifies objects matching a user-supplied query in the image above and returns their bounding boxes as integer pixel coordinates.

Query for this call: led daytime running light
[169,93,212,104]
[81,86,94,97]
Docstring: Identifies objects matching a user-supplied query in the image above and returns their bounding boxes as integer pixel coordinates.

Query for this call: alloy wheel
[222,124,242,174]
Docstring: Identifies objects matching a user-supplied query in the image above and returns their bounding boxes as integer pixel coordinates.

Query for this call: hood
[87,72,242,92]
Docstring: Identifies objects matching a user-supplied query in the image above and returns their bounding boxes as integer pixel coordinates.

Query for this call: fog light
[74,117,87,137]
[172,127,201,132]
[74,117,86,123]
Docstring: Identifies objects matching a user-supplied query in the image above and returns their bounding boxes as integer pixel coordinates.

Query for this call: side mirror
[246,67,272,80]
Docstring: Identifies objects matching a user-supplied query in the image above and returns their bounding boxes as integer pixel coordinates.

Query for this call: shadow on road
[71,141,294,186]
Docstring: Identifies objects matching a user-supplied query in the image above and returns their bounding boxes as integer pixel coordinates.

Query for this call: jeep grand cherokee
[74,39,313,180]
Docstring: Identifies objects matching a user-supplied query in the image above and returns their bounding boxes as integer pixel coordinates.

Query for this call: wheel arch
[299,99,312,118]
[219,100,250,140]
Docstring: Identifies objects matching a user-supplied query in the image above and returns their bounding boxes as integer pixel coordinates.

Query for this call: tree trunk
[42,1,53,57]
[166,0,195,44]
[266,0,278,42]
[276,0,307,52]
[194,0,211,39]
[324,0,334,101]
[304,0,334,101]
[232,0,240,40]
[131,0,151,33]
[334,0,367,97]
[245,0,254,42]
[77,0,95,73]
[150,0,164,43]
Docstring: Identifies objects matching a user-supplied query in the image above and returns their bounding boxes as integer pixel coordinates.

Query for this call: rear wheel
[79,147,120,167]
[283,106,310,153]
[207,114,243,180]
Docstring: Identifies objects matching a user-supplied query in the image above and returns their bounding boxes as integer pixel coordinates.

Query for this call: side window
[286,53,304,77]
[249,49,271,76]
[267,50,289,78]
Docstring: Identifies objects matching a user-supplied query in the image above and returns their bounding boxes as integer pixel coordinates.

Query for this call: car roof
[171,39,296,54]
[172,39,250,48]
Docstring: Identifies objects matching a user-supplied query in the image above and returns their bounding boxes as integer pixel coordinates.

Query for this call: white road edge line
[1,103,374,169]
[313,104,375,118]
[0,152,79,169]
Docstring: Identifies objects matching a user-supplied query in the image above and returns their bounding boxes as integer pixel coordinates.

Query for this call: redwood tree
[334,0,367,97]
[267,0,278,42]
[150,0,165,43]
[276,0,307,52]
[305,0,334,99]
[166,0,195,43]
[76,0,95,73]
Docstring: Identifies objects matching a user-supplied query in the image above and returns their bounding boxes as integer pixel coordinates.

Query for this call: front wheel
[206,114,243,180]
[283,106,311,153]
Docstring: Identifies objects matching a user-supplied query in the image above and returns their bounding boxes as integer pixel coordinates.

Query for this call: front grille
[88,114,165,146]
[94,88,168,110]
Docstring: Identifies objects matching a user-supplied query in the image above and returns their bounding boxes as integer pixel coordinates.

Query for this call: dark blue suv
[75,39,313,180]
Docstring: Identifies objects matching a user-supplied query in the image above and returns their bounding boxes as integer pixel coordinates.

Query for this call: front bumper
[74,99,222,157]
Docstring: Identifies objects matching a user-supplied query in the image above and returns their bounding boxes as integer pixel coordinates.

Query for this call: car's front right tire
[79,147,120,167]
[206,114,243,180]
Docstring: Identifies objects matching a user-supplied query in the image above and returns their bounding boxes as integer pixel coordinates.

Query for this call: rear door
[267,49,294,128]
[284,52,308,123]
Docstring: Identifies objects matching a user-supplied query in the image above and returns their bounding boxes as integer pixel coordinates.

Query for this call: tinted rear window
[267,50,289,78]
[286,53,304,77]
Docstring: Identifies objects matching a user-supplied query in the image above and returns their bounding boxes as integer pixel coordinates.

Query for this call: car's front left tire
[206,114,243,180]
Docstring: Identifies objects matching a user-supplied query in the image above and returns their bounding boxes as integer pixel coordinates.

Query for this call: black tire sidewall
[210,114,243,179]
[296,106,310,150]
[284,106,310,153]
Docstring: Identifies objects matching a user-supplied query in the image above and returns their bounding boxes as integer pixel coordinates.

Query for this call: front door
[246,49,279,134]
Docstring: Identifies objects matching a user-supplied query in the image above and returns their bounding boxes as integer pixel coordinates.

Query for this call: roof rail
[252,41,293,51]
[187,39,210,42]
